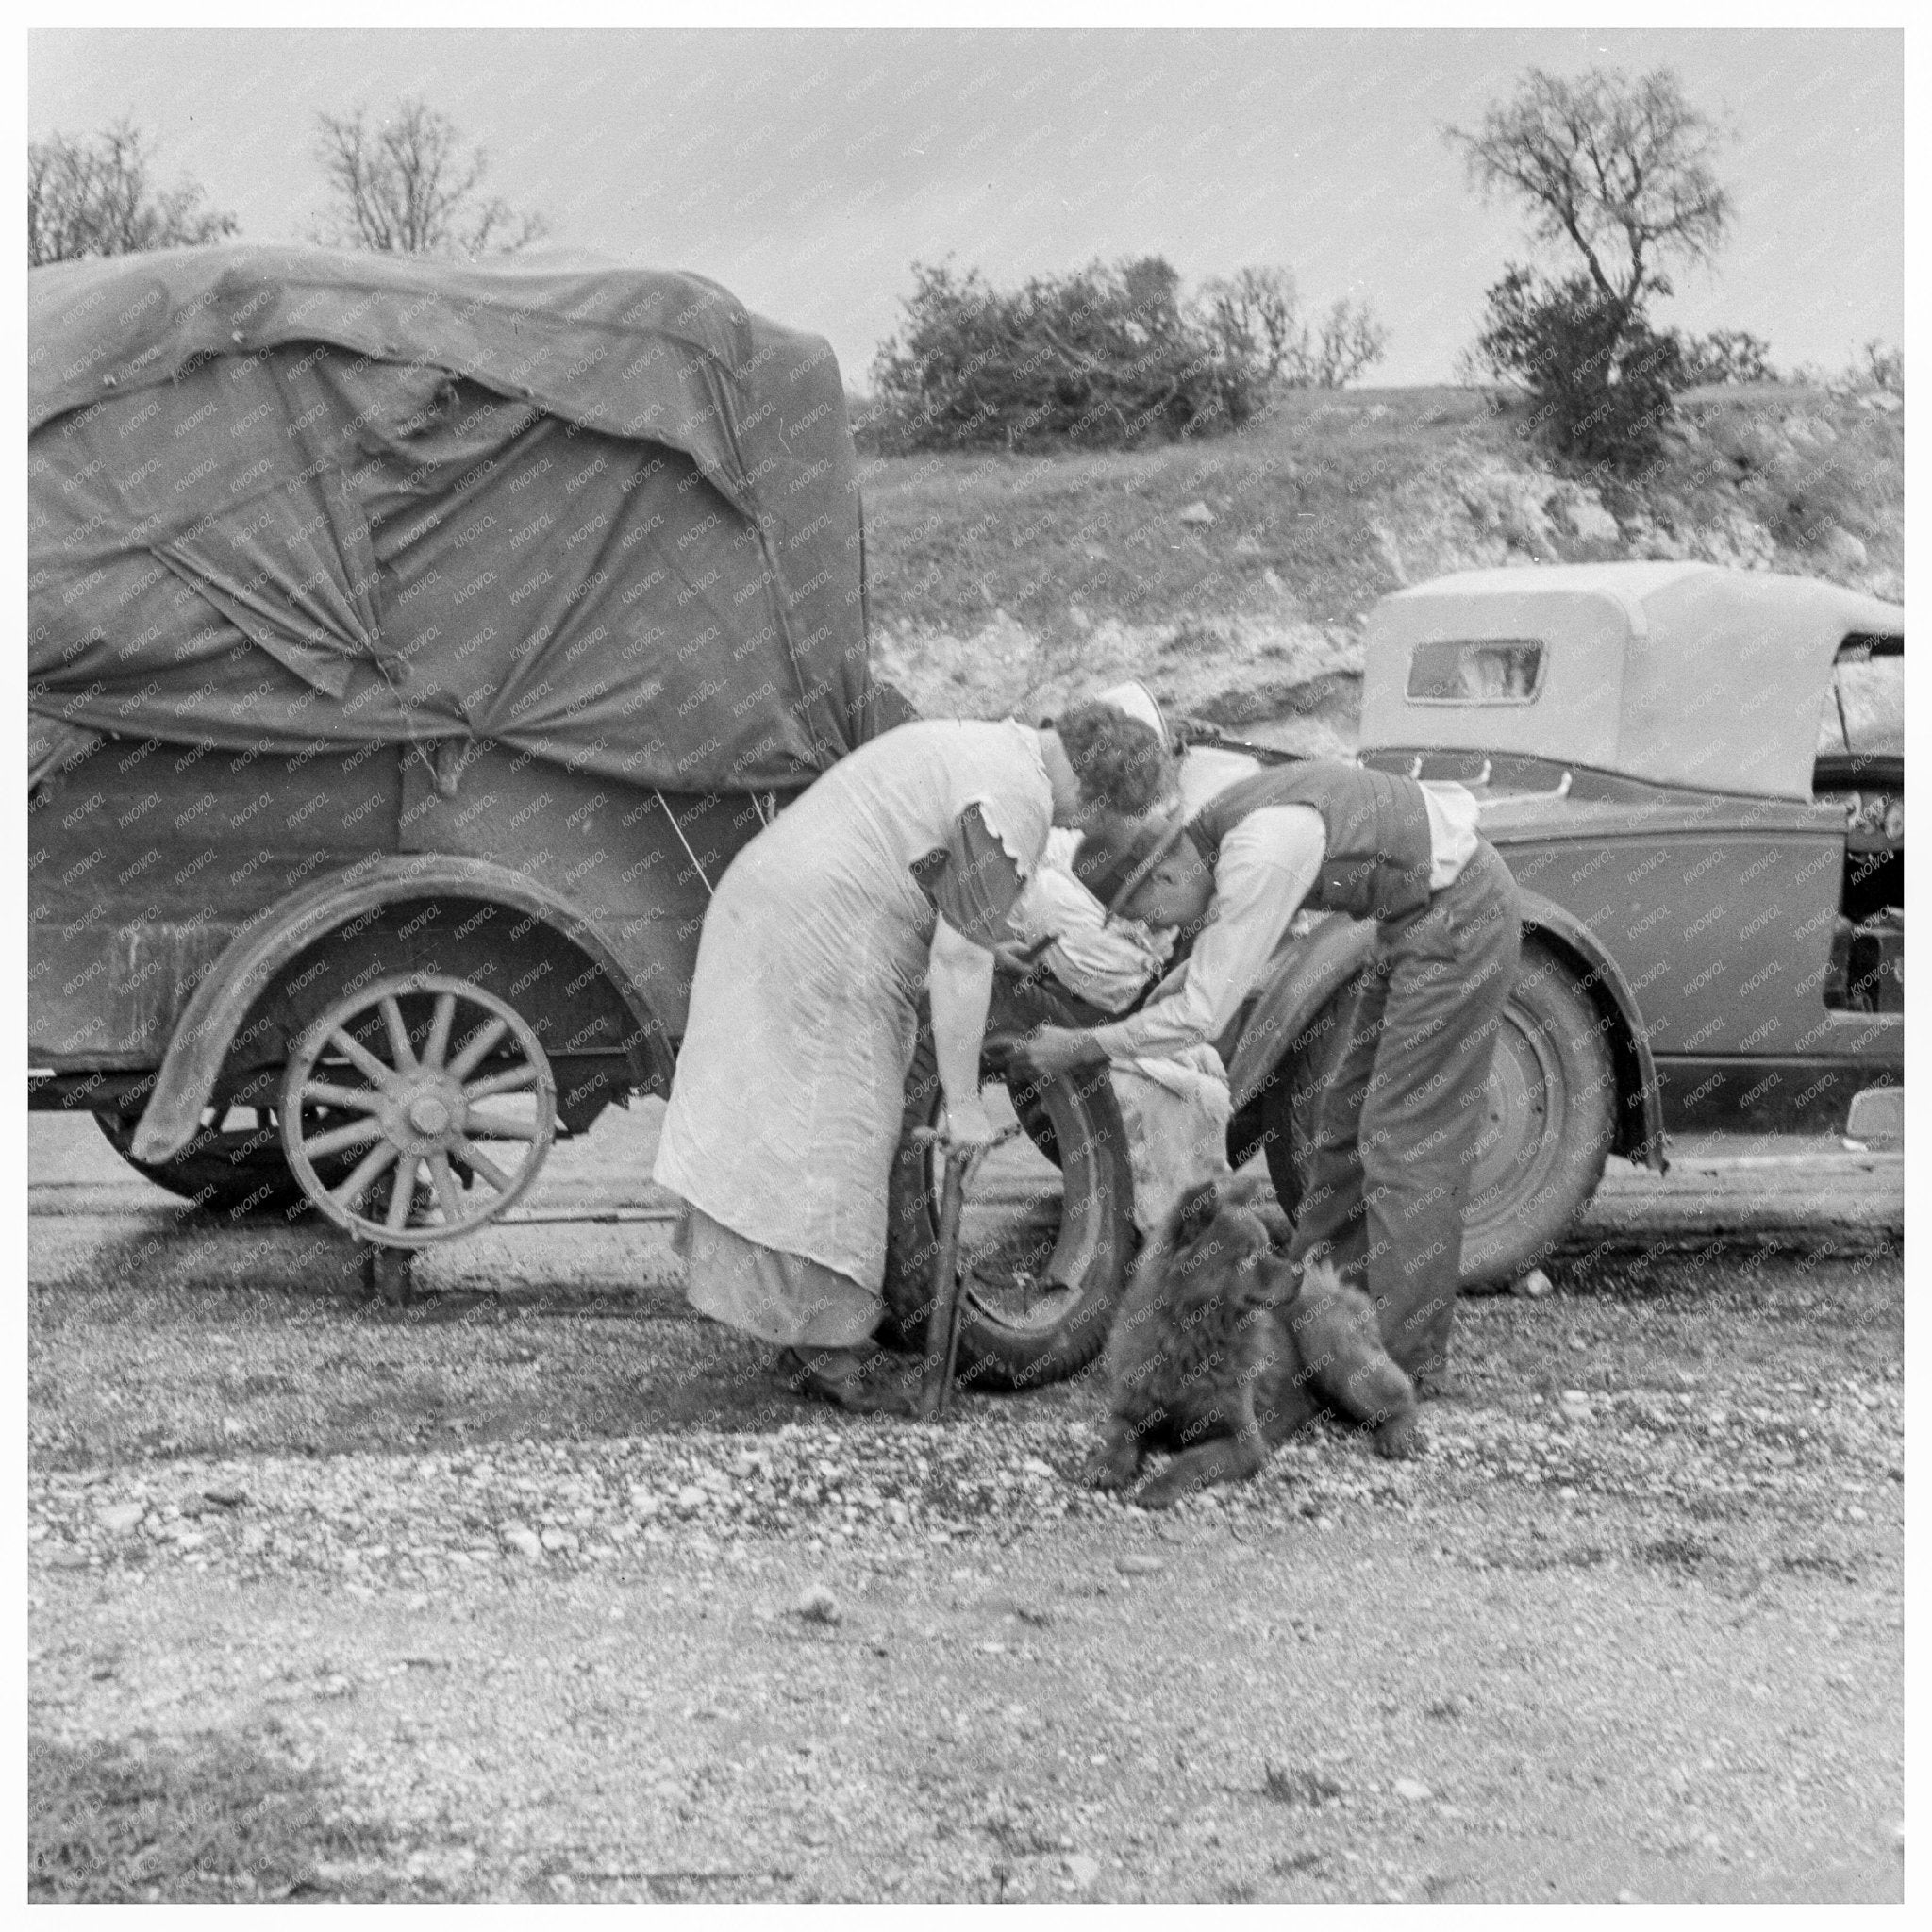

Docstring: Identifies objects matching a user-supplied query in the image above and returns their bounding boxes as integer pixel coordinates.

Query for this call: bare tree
[1197,267,1387,390]
[1197,266,1306,384]
[27,119,237,267]
[312,97,548,258]
[1311,298,1389,389]
[1446,66,1732,330]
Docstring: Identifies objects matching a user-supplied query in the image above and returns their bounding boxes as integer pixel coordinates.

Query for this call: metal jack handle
[910,1122,1020,1420]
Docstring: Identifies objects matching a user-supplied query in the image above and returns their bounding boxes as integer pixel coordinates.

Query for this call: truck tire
[882,974,1135,1391]
[1260,937,1614,1287]
[95,1103,311,1219]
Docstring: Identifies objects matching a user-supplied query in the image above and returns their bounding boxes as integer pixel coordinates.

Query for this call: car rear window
[1406,638,1546,704]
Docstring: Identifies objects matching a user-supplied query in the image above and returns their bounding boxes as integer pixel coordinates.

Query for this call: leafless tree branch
[27,118,237,266]
[310,97,548,258]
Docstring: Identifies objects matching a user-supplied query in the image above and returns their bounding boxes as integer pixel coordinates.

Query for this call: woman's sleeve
[925,802,1027,948]
[1005,859,1172,1013]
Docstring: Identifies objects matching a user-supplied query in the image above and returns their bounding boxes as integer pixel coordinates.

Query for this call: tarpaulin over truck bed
[28,244,879,791]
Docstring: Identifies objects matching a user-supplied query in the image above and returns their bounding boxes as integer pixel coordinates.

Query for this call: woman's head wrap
[1093,680,1173,755]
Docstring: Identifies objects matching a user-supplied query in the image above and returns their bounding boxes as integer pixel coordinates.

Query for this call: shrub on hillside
[1861,340,1904,397]
[1474,266,1688,471]
[1677,328,1778,386]
[871,257,1263,454]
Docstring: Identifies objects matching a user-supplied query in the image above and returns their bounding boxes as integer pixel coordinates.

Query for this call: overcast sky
[30,26,1903,391]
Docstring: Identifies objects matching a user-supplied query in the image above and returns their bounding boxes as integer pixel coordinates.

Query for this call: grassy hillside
[857,383,1903,746]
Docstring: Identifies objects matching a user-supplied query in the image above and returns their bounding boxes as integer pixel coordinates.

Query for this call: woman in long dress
[652,703,1167,1411]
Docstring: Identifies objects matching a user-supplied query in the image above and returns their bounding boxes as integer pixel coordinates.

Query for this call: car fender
[1510,886,1667,1173]
[1222,890,1668,1174]
[1223,913,1378,1117]
[131,852,675,1164]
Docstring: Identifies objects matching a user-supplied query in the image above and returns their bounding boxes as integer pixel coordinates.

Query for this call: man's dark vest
[1187,762,1436,923]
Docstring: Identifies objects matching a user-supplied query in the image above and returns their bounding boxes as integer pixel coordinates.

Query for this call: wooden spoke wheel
[280,972,558,1248]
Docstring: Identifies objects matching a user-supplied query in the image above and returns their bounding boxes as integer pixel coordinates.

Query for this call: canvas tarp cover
[28,244,878,791]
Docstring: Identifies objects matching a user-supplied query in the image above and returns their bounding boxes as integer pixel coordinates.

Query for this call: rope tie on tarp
[656,790,714,896]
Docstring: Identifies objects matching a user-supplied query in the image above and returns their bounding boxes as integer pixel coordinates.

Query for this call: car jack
[912,1123,1019,1421]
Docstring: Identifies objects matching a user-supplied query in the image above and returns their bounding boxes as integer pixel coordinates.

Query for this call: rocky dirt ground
[27,1108,1906,1904]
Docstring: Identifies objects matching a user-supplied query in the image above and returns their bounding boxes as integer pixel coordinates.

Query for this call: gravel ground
[28,1230,1906,1904]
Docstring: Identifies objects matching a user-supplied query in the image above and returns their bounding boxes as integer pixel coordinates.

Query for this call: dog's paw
[1080,1442,1141,1491]
[1131,1469,1191,1510]
[1373,1413,1426,1460]
[1253,1202,1294,1250]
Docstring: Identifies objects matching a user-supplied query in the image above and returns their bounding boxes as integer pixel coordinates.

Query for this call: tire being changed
[1261,937,1614,1287]
[883,974,1135,1391]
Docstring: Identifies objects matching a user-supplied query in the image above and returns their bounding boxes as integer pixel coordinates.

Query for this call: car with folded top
[888,560,1905,1386]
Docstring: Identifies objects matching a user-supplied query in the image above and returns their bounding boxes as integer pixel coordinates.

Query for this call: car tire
[1260,937,1614,1286]
[882,974,1136,1391]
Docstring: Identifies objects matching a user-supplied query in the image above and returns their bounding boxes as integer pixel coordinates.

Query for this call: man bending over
[1017,759,1521,1385]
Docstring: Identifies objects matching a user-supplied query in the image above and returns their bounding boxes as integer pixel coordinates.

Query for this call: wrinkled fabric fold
[30,246,873,791]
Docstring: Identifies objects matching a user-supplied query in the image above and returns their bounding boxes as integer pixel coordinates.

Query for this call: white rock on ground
[795,1584,841,1624]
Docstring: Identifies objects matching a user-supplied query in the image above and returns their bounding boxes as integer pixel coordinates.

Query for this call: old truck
[28,243,921,1286]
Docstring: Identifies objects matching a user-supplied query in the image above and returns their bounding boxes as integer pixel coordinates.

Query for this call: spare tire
[882,973,1135,1391]
[1259,936,1614,1286]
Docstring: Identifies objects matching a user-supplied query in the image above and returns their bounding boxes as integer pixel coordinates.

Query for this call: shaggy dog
[1082,1178,1423,1509]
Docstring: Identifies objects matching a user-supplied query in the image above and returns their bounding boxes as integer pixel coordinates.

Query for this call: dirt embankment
[857,384,1905,744]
